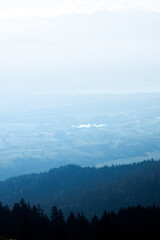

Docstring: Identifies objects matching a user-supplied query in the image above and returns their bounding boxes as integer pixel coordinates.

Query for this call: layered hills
[0,160,160,218]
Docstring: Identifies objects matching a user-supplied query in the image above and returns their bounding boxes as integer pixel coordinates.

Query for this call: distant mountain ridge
[0,160,160,218]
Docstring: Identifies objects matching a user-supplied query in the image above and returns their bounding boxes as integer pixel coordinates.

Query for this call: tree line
[0,160,160,218]
[0,199,160,240]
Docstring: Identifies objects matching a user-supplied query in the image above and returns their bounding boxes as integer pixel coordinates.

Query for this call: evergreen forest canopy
[0,199,160,240]
[0,160,160,219]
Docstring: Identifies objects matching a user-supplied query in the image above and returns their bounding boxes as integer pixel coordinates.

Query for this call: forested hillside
[0,160,160,218]
[0,200,160,240]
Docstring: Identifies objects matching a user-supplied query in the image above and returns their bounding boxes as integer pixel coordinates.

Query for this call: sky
[1,0,160,18]
[0,0,160,96]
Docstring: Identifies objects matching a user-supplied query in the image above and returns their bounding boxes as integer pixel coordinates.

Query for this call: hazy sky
[0,0,160,95]
[1,0,160,18]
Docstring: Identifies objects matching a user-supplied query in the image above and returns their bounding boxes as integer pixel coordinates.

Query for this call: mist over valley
[0,93,160,180]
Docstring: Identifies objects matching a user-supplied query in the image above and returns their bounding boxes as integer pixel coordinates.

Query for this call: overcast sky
[1,0,160,18]
[0,0,160,96]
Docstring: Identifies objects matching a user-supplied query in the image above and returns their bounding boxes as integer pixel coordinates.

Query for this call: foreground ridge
[0,200,160,240]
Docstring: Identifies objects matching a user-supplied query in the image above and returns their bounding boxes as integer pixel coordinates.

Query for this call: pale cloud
[72,124,107,129]
[0,0,160,19]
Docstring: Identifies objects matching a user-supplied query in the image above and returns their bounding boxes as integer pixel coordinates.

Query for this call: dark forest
[0,199,160,240]
[0,160,160,218]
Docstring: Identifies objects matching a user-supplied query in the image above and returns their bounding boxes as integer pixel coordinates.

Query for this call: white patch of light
[72,124,107,128]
